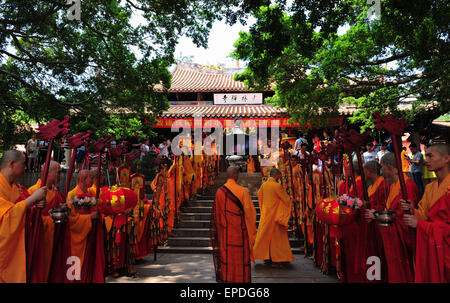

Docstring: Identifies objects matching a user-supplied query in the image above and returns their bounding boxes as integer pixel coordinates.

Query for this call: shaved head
[380,152,397,168]
[226,166,239,181]
[428,143,449,156]
[270,168,281,177]
[0,150,24,169]
[363,161,380,175]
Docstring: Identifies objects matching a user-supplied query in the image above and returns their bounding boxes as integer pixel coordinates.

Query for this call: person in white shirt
[376,142,390,163]
[294,133,308,151]
[363,143,377,164]
[158,138,171,158]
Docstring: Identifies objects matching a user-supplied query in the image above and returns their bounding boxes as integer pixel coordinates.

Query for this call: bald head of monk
[43,161,61,189]
[227,166,239,182]
[0,150,26,184]
[425,143,449,179]
[380,152,398,180]
[363,161,381,183]
[270,168,282,182]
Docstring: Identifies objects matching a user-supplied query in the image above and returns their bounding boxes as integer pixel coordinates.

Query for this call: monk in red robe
[28,160,62,282]
[0,150,47,283]
[341,160,365,282]
[211,167,257,283]
[403,143,450,282]
[367,152,420,283]
[361,161,390,282]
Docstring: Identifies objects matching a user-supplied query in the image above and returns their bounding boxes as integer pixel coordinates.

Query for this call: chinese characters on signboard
[214,93,263,105]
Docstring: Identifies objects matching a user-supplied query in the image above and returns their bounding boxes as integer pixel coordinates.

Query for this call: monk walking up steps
[253,168,294,268]
[211,166,257,283]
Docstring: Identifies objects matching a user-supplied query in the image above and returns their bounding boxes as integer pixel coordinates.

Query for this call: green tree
[1,0,270,149]
[231,0,450,133]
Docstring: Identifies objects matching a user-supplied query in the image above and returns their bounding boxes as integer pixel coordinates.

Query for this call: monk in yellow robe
[0,150,47,283]
[211,166,257,283]
[28,160,61,282]
[247,156,256,173]
[403,144,450,222]
[67,169,98,268]
[182,154,195,200]
[254,168,294,266]
[402,144,450,282]
[167,160,176,234]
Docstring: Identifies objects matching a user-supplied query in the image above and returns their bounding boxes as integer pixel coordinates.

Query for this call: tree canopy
[231,0,450,133]
[0,0,270,148]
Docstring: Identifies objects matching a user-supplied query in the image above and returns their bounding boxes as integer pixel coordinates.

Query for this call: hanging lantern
[97,186,138,215]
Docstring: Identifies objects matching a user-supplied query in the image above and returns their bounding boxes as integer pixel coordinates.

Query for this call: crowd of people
[287,130,436,195]
[19,131,173,174]
[214,129,449,283]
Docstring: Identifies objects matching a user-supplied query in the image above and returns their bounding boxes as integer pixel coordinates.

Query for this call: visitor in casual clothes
[363,143,377,164]
[140,139,150,160]
[294,133,308,152]
[376,142,390,163]
[408,143,425,195]
[158,138,171,158]
[26,134,39,172]
[129,131,142,152]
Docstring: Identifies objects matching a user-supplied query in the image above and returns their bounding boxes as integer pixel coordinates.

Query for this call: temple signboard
[213,93,263,105]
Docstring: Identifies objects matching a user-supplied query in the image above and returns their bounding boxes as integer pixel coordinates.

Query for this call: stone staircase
[157,173,304,255]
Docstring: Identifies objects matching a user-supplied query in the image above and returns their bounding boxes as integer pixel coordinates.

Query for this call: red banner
[153,116,343,128]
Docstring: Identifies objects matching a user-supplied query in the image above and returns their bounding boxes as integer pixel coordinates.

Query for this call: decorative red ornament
[37,115,70,140]
[66,131,93,149]
[373,111,407,136]
[91,135,111,154]
[97,186,138,216]
[315,197,358,226]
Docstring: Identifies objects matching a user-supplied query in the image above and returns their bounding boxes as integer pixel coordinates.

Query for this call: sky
[174,18,256,68]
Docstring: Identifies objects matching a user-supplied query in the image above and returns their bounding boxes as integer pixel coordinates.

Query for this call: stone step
[172,227,296,238]
[182,200,259,208]
[197,196,258,201]
[156,246,305,255]
[181,206,260,213]
[167,237,302,248]
[180,212,262,221]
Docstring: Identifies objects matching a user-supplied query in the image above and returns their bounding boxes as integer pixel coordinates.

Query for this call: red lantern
[315,197,358,226]
[97,186,138,215]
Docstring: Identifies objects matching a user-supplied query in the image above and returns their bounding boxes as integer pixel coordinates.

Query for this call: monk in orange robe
[402,143,450,282]
[167,160,177,234]
[247,156,256,173]
[211,166,256,283]
[366,152,420,283]
[0,150,47,283]
[254,168,294,267]
[28,160,62,282]
[360,161,391,282]
[66,169,98,271]
[182,154,195,200]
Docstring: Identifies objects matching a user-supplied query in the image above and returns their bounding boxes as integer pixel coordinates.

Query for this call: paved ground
[106,253,339,283]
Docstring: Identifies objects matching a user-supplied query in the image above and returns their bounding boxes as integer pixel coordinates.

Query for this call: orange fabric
[28,179,57,282]
[167,161,176,232]
[223,179,257,262]
[401,150,410,172]
[67,185,92,267]
[415,174,450,221]
[247,157,256,173]
[254,177,294,262]
[0,172,28,283]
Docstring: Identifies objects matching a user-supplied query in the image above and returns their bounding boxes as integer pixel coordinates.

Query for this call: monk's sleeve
[68,207,92,234]
[242,190,257,249]
[276,184,292,209]
[257,186,263,212]
[0,198,27,233]
[274,184,292,228]
[0,198,27,283]
[415,187,432,221]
